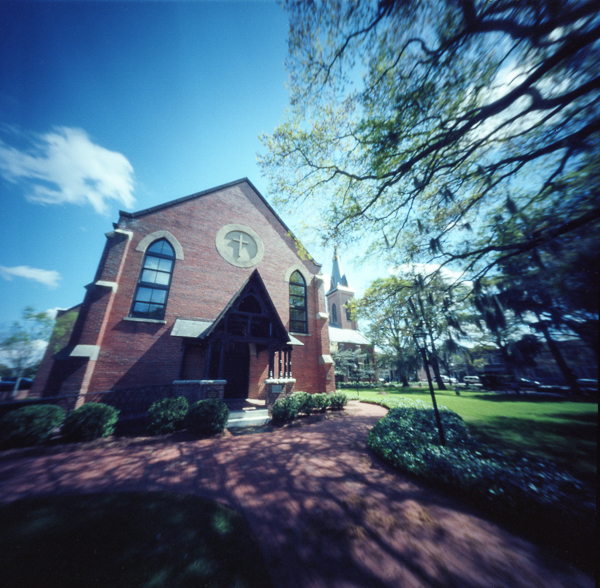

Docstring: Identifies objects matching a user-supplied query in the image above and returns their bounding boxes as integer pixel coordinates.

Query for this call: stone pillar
[264,377,296,414]
[172,380,226,403]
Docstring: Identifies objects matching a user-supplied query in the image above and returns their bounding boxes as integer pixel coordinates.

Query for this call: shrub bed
[272,392,349,423]
[147,396,189,435]
[186,399,229,437]
[337,382,378,390]
[271,396,299,423]
[367,399,595,565]
[0,405,65,449]
[290,391,313,415]
[62,403,119,442]
[311,393,329,412]
[328,392,348,410]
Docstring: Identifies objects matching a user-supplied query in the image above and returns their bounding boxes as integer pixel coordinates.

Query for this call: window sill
[289,331,311,337]
[123,317,167,325]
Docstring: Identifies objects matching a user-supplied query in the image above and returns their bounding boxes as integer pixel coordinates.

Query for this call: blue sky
[0,0,387,332]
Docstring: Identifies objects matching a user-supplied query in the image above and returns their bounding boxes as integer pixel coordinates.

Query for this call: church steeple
[328,246,349,293]
[326,247,357,331]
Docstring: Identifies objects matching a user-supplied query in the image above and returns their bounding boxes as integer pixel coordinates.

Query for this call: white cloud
[44,307,64,321]
[0,265,61,289]
[0,126,135,214]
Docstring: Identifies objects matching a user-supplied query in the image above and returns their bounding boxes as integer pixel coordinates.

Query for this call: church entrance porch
[173,269,300,403]
[210,342,250,399]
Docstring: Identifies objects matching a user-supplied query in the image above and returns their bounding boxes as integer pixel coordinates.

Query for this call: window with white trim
[289,270,308,333]
[130,239,175,320]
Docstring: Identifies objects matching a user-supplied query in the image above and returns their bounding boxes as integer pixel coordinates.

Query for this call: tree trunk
[427,334,446,390]
[536,317,582,395]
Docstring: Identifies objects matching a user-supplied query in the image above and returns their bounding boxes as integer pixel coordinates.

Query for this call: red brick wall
[39,181,333,397]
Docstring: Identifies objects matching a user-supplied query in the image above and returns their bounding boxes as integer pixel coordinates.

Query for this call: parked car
[516,378,541,390]
[577,379,598,392]
[0,377,34,392]
[463,376,481,385]
[441,375,458,384]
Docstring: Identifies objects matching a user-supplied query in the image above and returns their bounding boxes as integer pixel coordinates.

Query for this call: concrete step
[227,408,270,428]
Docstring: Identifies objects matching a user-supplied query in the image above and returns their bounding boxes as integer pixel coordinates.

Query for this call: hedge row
[336,382,380,390]
[271,392,348,423]
[0,397,230,450]
[0,403,119,449]
[146,397,229,437]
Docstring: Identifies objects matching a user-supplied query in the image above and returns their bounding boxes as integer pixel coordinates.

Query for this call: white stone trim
[215,223,264,268]
[319,354,334,365]
[70,345,100,361]
[284,264,310,283]
[173,380,227,385]
[317,312,329,320]
[136,230,184,260]
[105,229,133,240]
[123,317,167,324]
[95,280,118,293]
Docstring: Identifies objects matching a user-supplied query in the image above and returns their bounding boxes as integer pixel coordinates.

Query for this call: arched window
[289,270,308,333]
[130,239,175,320]
[331,303,337,325]
[345,304,352,322]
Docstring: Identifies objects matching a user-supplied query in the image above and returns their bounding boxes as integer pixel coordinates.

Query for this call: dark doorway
[210,342,250,399]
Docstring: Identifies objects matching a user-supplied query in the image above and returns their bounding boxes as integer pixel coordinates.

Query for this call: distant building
[326,249,374,382]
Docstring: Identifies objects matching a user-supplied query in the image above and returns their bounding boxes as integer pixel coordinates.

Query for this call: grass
[0,492,273,588]
[345,385,598,486]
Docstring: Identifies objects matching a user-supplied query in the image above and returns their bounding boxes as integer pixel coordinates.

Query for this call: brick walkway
[0,401,592,588]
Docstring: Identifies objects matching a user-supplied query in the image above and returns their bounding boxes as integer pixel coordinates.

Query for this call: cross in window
[231,232,249,259]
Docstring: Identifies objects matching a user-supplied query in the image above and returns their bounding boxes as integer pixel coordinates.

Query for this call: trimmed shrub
[311,393,329,412]
[291,391,313,415]
[147,396,189,435]
[271,396,299,423]
[0,404,65,449]
[328,392,348,410]
[62,403,119,442]
[186,398,229,437]
[367,400,595,543]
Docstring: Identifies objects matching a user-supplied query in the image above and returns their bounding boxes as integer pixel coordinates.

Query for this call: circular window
[215,224,265,268]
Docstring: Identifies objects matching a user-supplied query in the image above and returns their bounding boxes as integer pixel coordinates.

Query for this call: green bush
[367,400,594,540]
[291,391,313,415]
[328,392,348,410]
[186,398,229,437]
[62,403,119,442]
[271,396,299,423]
[0,404,65,449]
[147,396,189,435]
[311,393,329,412]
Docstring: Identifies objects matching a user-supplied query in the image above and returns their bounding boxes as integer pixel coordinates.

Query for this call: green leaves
[261,0,600,282]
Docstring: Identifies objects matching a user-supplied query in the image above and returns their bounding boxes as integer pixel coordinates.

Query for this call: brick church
[31,179,335,406]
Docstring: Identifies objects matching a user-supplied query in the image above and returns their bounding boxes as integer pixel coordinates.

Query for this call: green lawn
[347,386,598,485]
[0,492,272,588]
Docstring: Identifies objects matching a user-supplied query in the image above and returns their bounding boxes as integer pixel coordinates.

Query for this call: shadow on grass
[0,492,273,588]
[468,414,597,486]
[470,392,597,403]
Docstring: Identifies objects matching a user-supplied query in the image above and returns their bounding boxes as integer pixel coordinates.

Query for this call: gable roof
[172,269,303,347]
[119,178,321,268]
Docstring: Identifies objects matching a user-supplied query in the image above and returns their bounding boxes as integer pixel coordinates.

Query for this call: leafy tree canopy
[259,0,599,280]
[0,307,53,380]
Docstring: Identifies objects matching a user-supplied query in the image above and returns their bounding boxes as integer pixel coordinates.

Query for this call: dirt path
[0,401,593,588]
